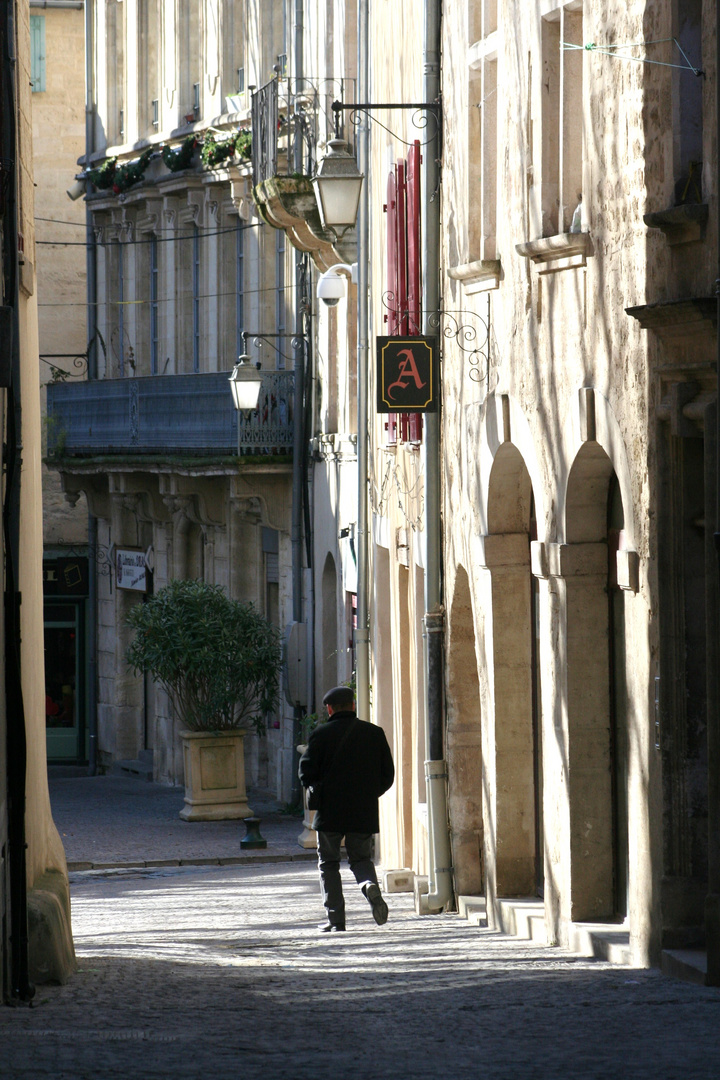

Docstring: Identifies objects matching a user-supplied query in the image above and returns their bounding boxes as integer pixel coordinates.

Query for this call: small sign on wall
[116,548,149,592]
[376,336,438,412]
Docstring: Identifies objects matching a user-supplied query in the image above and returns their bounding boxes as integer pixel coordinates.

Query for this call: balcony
[46,371,294,458]
[251,76,356,269]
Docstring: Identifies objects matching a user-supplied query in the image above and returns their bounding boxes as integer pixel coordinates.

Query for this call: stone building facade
[434,0,719,973]
[49,1,306,796]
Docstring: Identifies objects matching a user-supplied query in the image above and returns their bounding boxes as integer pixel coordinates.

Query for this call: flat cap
[322,685,355,710]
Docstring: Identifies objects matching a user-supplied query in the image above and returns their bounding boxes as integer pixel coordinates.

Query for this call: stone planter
[179,730,253,822]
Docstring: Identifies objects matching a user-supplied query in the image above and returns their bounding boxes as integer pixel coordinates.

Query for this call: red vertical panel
[406,140,421,334]
[386,169,398,334]
[385,169,398,443]
[395,160,408,335]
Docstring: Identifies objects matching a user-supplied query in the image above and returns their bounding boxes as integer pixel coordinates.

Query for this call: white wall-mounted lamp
[228,353,263,415]
[312,139,364,239]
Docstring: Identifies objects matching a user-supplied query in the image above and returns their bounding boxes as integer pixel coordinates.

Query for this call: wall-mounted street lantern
[228,353,263,416]
[311,138,364,239]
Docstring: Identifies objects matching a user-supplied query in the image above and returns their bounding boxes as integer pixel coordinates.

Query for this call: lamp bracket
[332,99,441,149]
[241,330,309,366]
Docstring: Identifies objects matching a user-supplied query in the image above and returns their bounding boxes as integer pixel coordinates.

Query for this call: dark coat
[298,710,395,834]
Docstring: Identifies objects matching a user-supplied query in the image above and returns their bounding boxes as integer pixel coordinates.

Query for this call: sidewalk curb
[67,851,318,873]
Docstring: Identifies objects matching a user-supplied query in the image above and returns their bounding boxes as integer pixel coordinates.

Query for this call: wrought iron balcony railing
[251,75,356,187]
[46,371,294,458]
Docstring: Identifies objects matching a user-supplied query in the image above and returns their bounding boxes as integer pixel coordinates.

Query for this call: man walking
[299,685,395,932]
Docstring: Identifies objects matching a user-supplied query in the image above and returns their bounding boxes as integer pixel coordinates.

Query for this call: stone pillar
[481,532,536,918]
[551,540,614,923]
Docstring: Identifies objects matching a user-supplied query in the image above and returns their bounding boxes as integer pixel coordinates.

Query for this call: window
[236,223,245,361]
[150,235,159,374]
[106,0,126,144]
[140,1,160,136]
[108,240,126,377]
[468,3,498,258]
[192,225,200,372]
[179,0,202,120]
[276,229,286,370]
[223,0,246,103]
[540,3,583,237]
[673,0,703,204]
[30,15,46,93]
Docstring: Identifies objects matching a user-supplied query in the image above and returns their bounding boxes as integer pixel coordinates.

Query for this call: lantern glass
[312,138,364,233]
[229,358,263,413]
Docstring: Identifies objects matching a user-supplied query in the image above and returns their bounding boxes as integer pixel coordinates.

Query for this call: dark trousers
[317,831,378,926]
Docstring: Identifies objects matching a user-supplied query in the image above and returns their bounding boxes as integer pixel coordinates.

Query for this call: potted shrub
[126,579,281,821]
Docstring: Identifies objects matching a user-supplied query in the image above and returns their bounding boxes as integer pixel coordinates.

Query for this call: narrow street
[3,859,719,1079]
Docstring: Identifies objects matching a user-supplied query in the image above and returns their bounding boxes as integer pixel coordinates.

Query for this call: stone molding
[447,259,502,294]
[515,232,594,275]
[643,204,708,246]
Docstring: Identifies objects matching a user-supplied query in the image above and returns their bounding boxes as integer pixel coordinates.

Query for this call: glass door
[44,602,84,762]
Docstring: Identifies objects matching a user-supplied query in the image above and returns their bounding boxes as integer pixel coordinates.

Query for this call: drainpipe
[290,1,306,804]
[355,0,370,723]
[707,0,720,988]
[85,0,98,775]
[421,0,453,914]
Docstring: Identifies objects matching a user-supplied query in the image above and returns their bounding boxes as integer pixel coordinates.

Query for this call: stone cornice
[515,232,593,274]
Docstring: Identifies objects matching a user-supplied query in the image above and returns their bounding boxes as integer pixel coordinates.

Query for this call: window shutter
[30,16,46,93]
[385,169,398,444]
[406,142,423,443]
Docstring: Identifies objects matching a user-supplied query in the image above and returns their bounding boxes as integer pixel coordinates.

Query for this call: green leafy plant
[201,130,253,169]
[300,712,324,743]
[162,136,198,173]
[235,130,252,160]
[111,148,153,193]
[87,149,153,194]
[126,579,281,734]
[87,156,118,191]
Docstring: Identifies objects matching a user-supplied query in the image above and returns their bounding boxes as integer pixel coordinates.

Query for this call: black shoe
[319,922,346,932]
[365,884,389,926]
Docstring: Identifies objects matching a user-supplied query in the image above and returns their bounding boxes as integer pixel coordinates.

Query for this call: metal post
[707,0,720,987]
[355,0,370,722]
[421,0,453,914]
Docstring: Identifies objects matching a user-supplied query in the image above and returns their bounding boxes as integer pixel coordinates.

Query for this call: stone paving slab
[49,774,315,870]
[3,862,720,1080]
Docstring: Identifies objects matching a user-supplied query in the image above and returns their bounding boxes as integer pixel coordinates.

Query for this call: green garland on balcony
[161,135,198,173]
[87,130,252,196]
[201,130,252,169]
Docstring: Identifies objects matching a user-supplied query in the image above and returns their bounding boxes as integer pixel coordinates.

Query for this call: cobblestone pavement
[3,861,720,1080]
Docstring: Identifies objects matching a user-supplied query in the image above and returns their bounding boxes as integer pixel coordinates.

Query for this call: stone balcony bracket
[515,232,594,275]
[643,204,709,247]
[252,175,357,271]
[447,259,502,294]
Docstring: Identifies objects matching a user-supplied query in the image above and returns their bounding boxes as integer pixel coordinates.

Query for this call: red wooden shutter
[385,169,398,443]
[406,141,423,443]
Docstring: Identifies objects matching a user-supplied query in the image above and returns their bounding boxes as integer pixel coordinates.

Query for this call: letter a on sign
[376,336,438,412]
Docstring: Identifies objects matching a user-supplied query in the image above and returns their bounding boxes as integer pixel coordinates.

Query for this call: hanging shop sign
[43,556,89,596]
[115,547,150,592]
[376,336,438,412]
